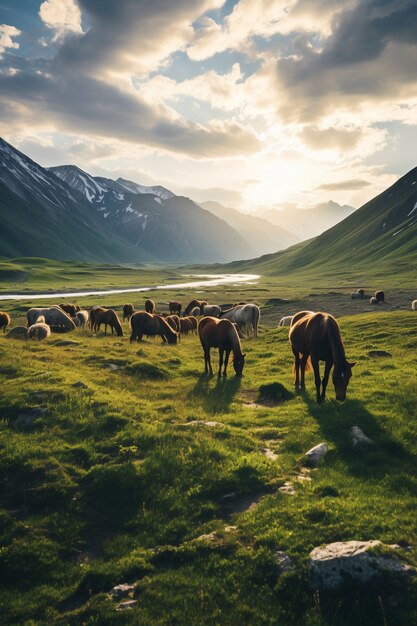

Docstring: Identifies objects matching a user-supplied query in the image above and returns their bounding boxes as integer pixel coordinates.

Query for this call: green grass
[0,307,417,625]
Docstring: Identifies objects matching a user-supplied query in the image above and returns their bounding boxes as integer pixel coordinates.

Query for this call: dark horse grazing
[184,299,207,316]
[123,303,135,321]
[375,290,385,303]
[93,308,124,336]
[145,299,156,314]
[130,312,178,344]
[198,316,245,377]
[168,301,182,316]
[164,314,181,333]
[289,311,356,403]
[59,303,78,317]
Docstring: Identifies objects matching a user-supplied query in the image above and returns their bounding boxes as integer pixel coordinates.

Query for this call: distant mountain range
[227,168,417,276]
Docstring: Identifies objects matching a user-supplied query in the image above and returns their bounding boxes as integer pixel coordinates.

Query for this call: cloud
[39,0,83,39]
[0,24,21,57]
[318,179,371,191]
[300,126,363,151]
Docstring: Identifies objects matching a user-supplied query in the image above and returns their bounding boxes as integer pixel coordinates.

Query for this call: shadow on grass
[188,374,242,414]
[305,395,417,482]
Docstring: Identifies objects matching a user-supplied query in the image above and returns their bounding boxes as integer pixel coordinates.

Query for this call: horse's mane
[321,314,346,363]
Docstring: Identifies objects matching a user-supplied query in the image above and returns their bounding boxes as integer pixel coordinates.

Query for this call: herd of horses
[0,296,359,403]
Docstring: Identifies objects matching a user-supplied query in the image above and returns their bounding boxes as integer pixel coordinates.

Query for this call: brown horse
[130,312,178,344]
[59,303,78,317]
[198,316,245,377]
[290,310,315,327]
[123,303,135,321]
[168,301,182,316]
[145,299,156,313]
[375,290,385,303]
[0,311,11,333]
[164,314,181,333]
[179,317,194,335]
[289,311,356,403]
[93,308,124,336]
[184,299,208,316]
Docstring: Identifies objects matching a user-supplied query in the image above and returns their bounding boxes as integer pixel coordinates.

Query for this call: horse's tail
[292,354,311,374]
[252,305,260,337]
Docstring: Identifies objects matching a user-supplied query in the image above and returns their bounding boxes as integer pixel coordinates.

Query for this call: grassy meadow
[1,269,417,625]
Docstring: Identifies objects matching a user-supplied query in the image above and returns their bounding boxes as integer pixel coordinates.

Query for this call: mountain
[262,201,356,239]
[227,167,417,276]
[0,138,151,263]
[200,201,299,257]
[50,165,250,263]
[116,177,175,200]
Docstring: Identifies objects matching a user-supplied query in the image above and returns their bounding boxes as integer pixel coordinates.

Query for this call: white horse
[220,304,260,337]
[370,297,380,305]
[278,315,293,327]
[412,300,417,311]
[27,306,76,330]
[201,304,222,317]
[27,322,51,340]
[75,310,89,327]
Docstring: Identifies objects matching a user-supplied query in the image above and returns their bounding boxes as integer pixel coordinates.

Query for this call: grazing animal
[0,311,11,333]
[27,322,51,341]
[201,304,222,317]
[27,306,76,331]
[375,290,385,303]
[370,297,380,305]
[59,303,78,317]
[290,311,315,327]
[93,308,123,336]
[184,299,208,316]
[130,312,178,344]
[233,302,246,307]
[351,291,364,300]
[123,303,135,321]
[188,316,198,333]
[75,310,89,328]
[289,311,356,403]
[357,289,365,296]
[190,306,201,317]
[145,299,156,314]
[164,314,181,333]
[198,316,245,377]
[179,316,197,335]
[412,300,417,311]
[89,306,104,330]
[220,303,260,337]
[168,301,182,316]
[279,315,293,327]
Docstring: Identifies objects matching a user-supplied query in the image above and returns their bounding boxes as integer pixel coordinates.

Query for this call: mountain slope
[228,168,417,276]
[116,177,175,199]
[262,201,356,239]
[200,201,299,256]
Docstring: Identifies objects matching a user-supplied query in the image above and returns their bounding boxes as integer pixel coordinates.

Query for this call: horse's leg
[321,361,332,402]
[300,354,309,391]
[206,347,213,376]
[218,349,224,377]
[224,348,231,376]
[311,357,322,403]
[292,348,300,391]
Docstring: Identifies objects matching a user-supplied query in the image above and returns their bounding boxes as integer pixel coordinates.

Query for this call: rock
[72,381,88,389]
[279,482,296,495]
[104,363,123,370]
[350,425,374,447]
[296,468,312,482]
[303,443,329,467]
[196,532,220,543]
[274,551,295,573]
[224,525,237,533]
[309,540,415,591]
[183,420,221,427]
[368,350,392,358]
[260,447,279,461]
[109,583,135,599]
[116,600,138,611]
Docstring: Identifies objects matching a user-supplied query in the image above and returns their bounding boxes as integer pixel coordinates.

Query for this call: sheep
[27,322,51,341]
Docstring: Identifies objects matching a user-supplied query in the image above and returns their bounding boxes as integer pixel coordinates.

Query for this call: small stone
[304,443,329,467]
[224,525,237,533]
[260,447,279,461]
[350,425,374,447]
[368,350,392,358]
[274,551,295,573]
[196,532,219,542]
[105,363,123,370]
[116,600,137,611]
[109,583,135,599]
[279,482,296,495]
[184,420,221,427]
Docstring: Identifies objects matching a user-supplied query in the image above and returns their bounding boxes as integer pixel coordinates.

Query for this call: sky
[0,0,417,213]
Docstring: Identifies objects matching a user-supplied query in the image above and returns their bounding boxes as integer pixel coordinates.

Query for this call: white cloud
[39,0,83,39]
[0,24,21,57]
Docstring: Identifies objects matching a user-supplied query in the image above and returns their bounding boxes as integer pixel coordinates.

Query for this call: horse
[351,291,364,300]
[0,311,11,333]
[168,301,182,316]
[89,306,105,330]
[75,310,89,328]
[220,304,260,337]
[375,290,385,303]
[123,303,135,321]
[201,304,222,317]
[290,311,314,327]
[412,300,417,311]
[370,297,380,305]
[188,316,198,334]
[164,314,181,333]
[190,306,201,317]
[93,308,124,336]
[27,306,76,331]
[145,299,156,314]
[59,303,78,317]
[130,312,178,344]
[198,316,245,377]
[278,315,293,327]
[184,299,208,316]
[289,311,356,403]
[179,316,197,335]
[27,322,51,341]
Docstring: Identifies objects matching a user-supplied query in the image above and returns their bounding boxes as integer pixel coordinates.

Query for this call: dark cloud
[318,179,370,191]
[275,0,417,121]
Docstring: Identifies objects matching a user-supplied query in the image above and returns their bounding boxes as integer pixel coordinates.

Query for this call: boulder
[303,443,329,467]
[309,540,415,591]
[350,426,374,447]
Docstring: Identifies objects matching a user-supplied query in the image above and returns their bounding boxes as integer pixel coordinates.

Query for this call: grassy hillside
[1,306,417,625]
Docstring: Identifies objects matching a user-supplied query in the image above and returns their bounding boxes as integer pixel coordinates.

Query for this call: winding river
[0,273,260,301]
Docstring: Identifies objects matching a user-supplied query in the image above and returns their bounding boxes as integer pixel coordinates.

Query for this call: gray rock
[309,540,415,591]
[274,551,295,573]
[279,482,296,495]
[350,426,374,447]
[116,600,137,611]
[109,583,135,599]
[304,443,329,467]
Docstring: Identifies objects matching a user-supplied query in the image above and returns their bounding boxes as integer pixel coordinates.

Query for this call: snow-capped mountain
[116,177,175,200]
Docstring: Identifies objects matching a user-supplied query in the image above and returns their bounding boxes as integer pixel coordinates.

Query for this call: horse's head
[332,361,356,401]
[233,353,246,377]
